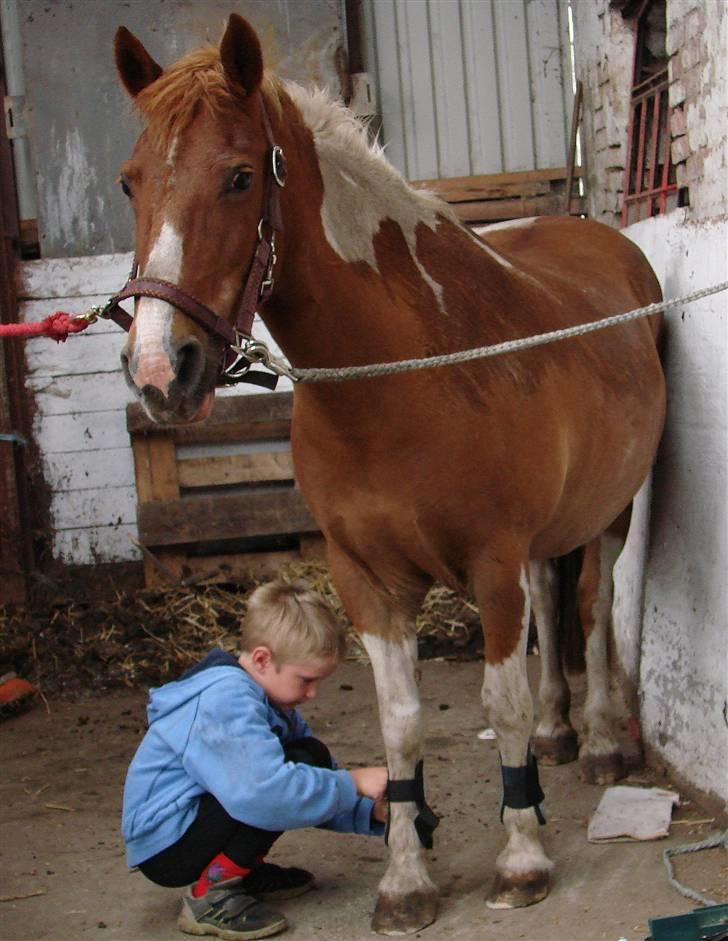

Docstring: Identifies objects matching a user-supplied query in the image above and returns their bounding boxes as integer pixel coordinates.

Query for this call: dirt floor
[2,657,726,941]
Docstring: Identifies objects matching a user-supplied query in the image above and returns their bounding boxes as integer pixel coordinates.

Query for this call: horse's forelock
[133,45,281,152]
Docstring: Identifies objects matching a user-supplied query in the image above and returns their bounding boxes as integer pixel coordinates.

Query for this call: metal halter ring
[271,146,286,187]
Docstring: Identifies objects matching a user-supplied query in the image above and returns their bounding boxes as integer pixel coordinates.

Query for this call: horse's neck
[264,90,518,367]
[267,213,516,372]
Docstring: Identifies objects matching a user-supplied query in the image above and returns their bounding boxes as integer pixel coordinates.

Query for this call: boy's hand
[372,798,389,824]
[350,766,388,800]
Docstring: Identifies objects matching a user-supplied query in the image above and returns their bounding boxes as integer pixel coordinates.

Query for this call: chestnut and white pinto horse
[112,15,665,935]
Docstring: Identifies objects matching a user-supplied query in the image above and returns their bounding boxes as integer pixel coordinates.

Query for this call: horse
[111,14,665,935]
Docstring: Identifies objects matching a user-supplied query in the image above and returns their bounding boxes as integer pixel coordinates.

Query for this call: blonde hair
[242,580,346,664]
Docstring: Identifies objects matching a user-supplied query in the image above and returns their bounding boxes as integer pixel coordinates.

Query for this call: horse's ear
[220,14,264,96]
[114,26,163,98]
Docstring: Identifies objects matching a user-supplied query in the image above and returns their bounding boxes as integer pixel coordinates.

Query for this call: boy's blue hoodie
[122,649,381,867]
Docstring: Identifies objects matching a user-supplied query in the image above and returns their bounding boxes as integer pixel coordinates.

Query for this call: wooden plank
[27,371,134,416]
[412,166,582,197]
[132,436,179,504]
[38,409,130,453]
[417,178,553,204]
[16,252,134,300]
[178,452,295,488]
[53,523,141,565]
[127,391,293,436]
[138,489,318,546]
[180,549,308,584]
[50,484,138,530]
[453,194,585,223]
[43,447,135,492]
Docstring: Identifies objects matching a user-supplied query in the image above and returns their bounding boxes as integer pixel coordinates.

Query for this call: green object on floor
[646,903,728,941]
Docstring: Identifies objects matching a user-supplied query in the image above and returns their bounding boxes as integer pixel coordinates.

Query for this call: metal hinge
[3,95,26,139]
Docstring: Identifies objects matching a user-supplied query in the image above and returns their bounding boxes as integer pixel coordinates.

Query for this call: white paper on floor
[587,785,680,842]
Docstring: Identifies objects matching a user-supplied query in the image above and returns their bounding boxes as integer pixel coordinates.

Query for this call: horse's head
[114,14,283,422]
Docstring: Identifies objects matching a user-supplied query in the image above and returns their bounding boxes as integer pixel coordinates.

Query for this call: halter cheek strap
[386,759,440,849]
[500,748,546,825]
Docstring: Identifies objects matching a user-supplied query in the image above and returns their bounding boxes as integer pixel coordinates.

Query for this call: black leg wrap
[385,759,440,849]
[500,748,546,825]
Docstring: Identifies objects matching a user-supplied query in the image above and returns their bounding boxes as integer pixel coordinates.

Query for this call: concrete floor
[2,658,725,941]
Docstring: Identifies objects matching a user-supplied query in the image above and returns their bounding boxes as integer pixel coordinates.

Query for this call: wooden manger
[128,391,323,586]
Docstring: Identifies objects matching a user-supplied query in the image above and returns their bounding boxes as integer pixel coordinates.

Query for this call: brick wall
[573,0,727,225]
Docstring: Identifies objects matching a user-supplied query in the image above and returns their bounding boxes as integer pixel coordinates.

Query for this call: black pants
[138,737,333,888]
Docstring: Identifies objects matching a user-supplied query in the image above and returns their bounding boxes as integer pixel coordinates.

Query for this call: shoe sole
[255,880,315,902]
[177,912,288,941]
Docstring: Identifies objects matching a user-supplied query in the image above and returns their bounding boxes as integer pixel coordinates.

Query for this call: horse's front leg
[476,557,553,909]
[329,549,436,935]
[361,630,438,934]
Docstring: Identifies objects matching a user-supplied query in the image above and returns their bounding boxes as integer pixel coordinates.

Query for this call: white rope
[286,279,728,384]
[663,829,728,907]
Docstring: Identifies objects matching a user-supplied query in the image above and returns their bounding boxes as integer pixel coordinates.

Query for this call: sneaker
[177,878,287,940]
[239,863,315,901]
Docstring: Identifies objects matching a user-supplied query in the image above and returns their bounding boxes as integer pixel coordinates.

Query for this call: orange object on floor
[0,673,37,718]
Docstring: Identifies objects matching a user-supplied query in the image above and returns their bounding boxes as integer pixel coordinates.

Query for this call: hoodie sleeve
[180,676,359,831]
[318,796,385,836]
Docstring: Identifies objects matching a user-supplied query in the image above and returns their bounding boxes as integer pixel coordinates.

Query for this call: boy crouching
[122,580,388,940]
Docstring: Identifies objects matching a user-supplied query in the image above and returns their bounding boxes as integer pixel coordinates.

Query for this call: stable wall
[573,0,728,808]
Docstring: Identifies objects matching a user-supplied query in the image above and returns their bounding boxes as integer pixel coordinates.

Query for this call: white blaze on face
[132,220,184,394]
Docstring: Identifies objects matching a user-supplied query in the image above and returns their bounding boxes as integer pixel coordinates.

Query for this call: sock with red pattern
[192,853,252,897]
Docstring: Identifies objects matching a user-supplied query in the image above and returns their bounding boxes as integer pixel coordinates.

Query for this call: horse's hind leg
[474,551,553,910]
[530,559,579,765]
[328,547,437,936]
[577,507,631,784]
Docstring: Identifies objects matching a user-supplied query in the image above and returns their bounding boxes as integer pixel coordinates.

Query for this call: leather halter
[104,94,287,387]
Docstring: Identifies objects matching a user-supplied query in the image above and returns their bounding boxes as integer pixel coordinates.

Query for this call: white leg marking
[582,533,623,758]
[482,566,552,885]
[360,633,435,899]
[133,220,184,394]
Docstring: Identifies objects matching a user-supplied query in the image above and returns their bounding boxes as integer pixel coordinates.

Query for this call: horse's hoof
[532,730,579,765]
[486,870,550,910]
[579,751,626,785]
[371,889,438,935]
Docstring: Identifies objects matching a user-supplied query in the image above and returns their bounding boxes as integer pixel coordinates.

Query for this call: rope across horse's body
[8,279,727,385]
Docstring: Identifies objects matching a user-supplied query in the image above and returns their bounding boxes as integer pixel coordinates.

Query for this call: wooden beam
[178,452,295,488]
[412,166,584,203]
[127,391,293,437]
[453,195,586,223]
[137,488,318,546]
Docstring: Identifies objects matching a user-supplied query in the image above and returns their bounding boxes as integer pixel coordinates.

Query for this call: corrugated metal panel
[364,0,574,180]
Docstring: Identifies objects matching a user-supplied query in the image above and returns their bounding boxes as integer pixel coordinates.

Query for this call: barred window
[614,0,685,225]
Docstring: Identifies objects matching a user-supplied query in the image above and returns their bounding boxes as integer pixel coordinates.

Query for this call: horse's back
[475,216,662,337]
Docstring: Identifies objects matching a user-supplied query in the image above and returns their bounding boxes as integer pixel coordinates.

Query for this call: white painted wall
[626,213,727,804]
[16,255,292,565]
[573,0,728,806]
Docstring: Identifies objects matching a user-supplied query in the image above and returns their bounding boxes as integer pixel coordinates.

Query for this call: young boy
[122,580,388,940]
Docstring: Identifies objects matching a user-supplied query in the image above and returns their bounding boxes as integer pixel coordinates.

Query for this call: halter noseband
[104,94,287,389]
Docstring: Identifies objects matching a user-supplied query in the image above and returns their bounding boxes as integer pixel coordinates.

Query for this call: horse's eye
[120,178,133,199]
[230,170,253,192]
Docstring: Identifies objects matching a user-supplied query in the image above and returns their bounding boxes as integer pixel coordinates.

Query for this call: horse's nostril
[176,340,204,391]
[120,349,131,377]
